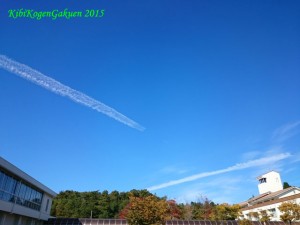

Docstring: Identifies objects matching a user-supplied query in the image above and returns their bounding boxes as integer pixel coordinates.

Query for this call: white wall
[242,197,300,221]
[257,171,283,194]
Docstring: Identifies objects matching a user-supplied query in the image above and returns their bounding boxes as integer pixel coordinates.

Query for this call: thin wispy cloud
[0,55,144,131]
[175,176,244,203]
[272,121,300,143]
[147,152,291,191]
[160,166,188,175]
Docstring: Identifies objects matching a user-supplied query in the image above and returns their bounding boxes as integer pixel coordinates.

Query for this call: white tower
[257,171,283,194]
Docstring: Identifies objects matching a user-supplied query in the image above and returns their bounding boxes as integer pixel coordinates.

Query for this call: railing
[44,219,300,225]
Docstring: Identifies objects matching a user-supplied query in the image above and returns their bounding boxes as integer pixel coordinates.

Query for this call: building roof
[249,187,299,205]
[240,186,300,211]
[256,170,279,180]
[0,157,57,197]
[247,192,271,204]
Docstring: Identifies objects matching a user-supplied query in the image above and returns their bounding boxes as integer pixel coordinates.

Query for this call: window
[0,173,17,202]
[45,198,50,212]
[259,178,267,183]
[0,171,5,189]
[268,208,277,217]
[0,169,43,211]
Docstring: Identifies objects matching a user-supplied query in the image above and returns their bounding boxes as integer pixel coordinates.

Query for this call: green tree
[97,190,111,218]
[278,202,300,224]
[80,191,101,218]
[51,190,84,218]
[51,190,132,218]
[129,189,153,198]
[283,182,291,189]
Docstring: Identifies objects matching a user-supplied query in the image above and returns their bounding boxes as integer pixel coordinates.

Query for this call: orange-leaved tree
[120,195,169,225]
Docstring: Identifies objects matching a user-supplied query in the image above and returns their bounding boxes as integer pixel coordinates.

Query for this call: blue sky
[0,0,300,204]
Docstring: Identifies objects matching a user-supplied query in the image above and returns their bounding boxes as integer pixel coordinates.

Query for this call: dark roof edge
[0,157,57,197]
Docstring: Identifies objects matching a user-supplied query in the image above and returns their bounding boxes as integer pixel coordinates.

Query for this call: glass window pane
[37,192,43,204]
[0,171,4,188]
[18,183,27,199]
[25,186,32,201]
[14,182,21,196]
[0,174,7,190]
[5,177,13,192]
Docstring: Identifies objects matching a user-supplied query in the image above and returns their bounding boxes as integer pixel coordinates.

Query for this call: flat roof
[0,157,57,197]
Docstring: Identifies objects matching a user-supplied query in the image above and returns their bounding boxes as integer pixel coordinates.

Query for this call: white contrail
[0,55,144,131]
[147,152,291,191]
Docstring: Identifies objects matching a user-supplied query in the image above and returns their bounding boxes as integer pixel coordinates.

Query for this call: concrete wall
[0,210,44,225]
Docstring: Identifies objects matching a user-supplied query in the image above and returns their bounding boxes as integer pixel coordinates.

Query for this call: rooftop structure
[257,171,283,194]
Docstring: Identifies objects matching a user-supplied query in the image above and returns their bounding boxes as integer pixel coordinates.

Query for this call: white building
[0,157,57,225]
[240,171,300,221]
[257,171,283,194]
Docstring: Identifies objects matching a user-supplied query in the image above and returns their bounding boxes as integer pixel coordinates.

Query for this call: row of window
[245,208,277,219]
[0,169,43,211]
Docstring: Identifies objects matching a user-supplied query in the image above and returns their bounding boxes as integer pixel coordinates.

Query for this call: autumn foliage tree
[248,211,259,221]
[259,210,271,222]
[278,202,300,224]
[212,203,240,220]
[166,200,182,220]
[191,197,215,220]
[121,195,169,225]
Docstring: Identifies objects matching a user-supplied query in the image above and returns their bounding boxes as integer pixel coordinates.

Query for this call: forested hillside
[51,189,151,218]
[51,189,240,221]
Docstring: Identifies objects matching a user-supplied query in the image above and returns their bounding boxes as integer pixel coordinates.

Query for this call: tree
[51,191,80,217]
[278,202,300,224]
[51,190,132,218]
[129,189,153,198]
[121,195,169,225]
[191,197,215,220]
[283,182,291,189]
[246,210,270,222]
[238,219,252,225]
[80,191,101,218]
[259,210,271,222]
[212,203,240,220]
[166,200,182,220]
[248,211,259,221]
[97,190,111,218]
[180,203,193,220]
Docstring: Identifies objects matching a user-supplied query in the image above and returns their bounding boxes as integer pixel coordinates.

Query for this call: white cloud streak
[0,55,144,131]
[272,121,300,143]
[147,152,291,191]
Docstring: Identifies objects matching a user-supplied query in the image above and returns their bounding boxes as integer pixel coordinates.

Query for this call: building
[240,171,300,221]
[257,171,283,194]
[0,157,57,225]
